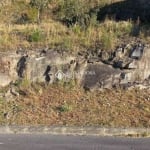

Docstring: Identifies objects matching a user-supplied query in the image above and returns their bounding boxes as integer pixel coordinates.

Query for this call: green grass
[57,103,73,112]
[28,29,44,42]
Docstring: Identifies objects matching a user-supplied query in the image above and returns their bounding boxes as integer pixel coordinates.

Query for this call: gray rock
[113,57,133,69]
[130,44,144,59]
[10,86,19,97]
[0,43,150,91]
[0,73,12,87]
[87,57,100,63]
[81,63,121,90]
[127,60,138,69]
[99,51,110,61]
[129,47,150,80]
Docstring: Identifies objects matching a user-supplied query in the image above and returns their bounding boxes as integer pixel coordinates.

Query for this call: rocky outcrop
[77,42,150,90]
[81,63,121,90]
[0,42,150,90]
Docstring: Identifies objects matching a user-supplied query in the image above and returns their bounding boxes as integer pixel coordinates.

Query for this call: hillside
[0,0,149,52]
[0,0,150,127]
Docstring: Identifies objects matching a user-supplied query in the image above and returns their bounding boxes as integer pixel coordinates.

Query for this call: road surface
[0,134,149,150]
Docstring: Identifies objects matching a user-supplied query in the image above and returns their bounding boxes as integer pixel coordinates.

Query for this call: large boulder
[81,63,121,90]
[25,50,76,83]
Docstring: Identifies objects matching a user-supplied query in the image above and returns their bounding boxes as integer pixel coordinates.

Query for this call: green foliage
[30,0,51,22]
[72,24,82,34]
[124,23,133,35]
[57,0,90,27]
[63,80,76,89]
[54,0,113,27]
[30,0,51,10]
[20,78,31,89]
[26,7,38,23]
[28,29,43,42]
[58,103,73,112]
[16,7,38,24]
[89,13,98,27]
[14,78,31,89]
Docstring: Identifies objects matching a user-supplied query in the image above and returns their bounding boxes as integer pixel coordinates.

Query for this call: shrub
[16,8,38,24]
[57,103,72,112]
[28,29,43,42]
[13,1,38,24]
[26,7,39,23]
[30,0,51,23]
[56,0,90,27]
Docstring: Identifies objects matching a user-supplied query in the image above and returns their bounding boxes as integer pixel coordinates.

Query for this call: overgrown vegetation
[0,0,149,51]
[29,0,51,23]
[28,29,44,42]
[0,0,149,127]
[55,0,90,27]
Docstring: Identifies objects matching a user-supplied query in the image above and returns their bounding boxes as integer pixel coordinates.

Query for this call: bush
[56,0,90,27]
[30,0,51,22]
[27,7,39,23]
[11,1,38,24]
[28,29,43,42]
[16,7,38,24]
[57,103,72,112]
[30,0,51,9]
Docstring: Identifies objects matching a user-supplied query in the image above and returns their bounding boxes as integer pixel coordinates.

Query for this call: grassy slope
[0,84,150,127]
[0,0,149,127]
[0,0,149,52]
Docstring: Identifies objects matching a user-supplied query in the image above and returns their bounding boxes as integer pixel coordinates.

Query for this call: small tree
[30,0,51,23]
[57,0,89,27]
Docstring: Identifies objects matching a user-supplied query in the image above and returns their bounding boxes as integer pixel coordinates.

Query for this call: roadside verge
[0,126,149,137]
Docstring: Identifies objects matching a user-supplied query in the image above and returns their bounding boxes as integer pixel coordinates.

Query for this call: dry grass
[0,19,135,51]
[0,0,149,51]
[0,84,150,127]
[0,0,149,127]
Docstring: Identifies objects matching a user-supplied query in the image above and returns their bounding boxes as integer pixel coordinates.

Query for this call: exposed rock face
[0,52,20,86]
[127,46,150,81]
[0,42,150,90]
[81,63,121,90]
[25,51,76,83]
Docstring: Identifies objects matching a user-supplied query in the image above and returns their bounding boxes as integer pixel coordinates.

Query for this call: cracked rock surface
[0,42,150,90]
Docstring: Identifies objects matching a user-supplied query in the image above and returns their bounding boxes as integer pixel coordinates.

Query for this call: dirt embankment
[0,84,149,127]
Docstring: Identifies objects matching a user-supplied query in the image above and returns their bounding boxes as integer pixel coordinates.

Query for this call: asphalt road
[0,134,149,150]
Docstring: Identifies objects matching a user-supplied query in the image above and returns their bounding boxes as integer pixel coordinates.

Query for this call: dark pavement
[0,134,149,150]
